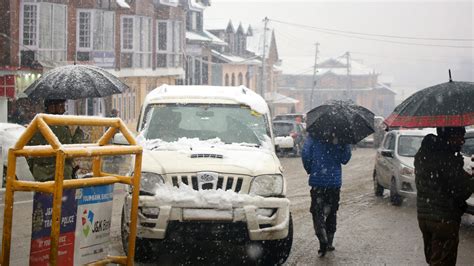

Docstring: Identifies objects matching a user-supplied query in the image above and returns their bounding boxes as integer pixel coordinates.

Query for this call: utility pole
[260,17,269,98]
[345,51,352,101]
[309,42,320,109]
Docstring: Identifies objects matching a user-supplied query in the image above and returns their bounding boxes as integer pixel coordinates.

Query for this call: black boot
[327,233,335,251]
[318,242,327,257]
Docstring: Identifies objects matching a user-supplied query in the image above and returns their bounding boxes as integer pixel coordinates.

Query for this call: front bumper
[123,194,290,241]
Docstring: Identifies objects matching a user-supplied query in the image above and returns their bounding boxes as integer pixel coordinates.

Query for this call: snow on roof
[264,92,299,105]
[144,85,270,114]
[186,30,227,46]
[115,0,130,8]
[246,26,273,59]
[211,50,260,65]
[317,57,377,76]
[188,0,207,11]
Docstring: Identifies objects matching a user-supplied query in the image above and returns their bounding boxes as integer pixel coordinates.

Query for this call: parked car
[373,129,435,206]
[273,120,305,156]
[120,85,293,264]
[461,129,474,214]
[0,123,34,188]
[273,113,306,129]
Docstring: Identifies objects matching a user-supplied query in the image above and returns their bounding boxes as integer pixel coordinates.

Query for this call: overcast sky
[204,0,473,98]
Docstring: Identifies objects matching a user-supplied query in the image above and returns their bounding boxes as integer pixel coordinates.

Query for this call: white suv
[121,85,292,264]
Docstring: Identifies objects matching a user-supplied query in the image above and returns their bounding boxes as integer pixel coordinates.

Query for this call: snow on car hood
[138,136,281,176]
[154,183,264,209]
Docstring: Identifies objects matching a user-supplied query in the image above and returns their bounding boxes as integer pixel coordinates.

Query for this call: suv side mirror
[381,150,393,158]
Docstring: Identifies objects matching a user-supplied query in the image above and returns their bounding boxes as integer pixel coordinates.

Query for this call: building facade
[278,57,396,117]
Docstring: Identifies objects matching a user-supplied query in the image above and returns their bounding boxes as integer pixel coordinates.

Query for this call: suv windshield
[397,135,424,157]
[273,122,294,137]
[143,104,269,145]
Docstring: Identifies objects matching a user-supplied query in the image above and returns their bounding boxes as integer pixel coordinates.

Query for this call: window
[157,20,183,68]
[22,4,38,47]
[225,74,229,86]
[21,3,67,62]
[231,73,235,86]
[121,16,134,51]
[245,72,250,88]
[121,16,152,68]
[78,11,92,49]
[238,72,243,85]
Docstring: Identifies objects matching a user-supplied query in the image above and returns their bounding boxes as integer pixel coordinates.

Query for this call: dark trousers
[418,217,460,266]
[310,187,340,245]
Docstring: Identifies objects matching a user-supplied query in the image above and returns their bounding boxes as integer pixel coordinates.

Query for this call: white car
[273,120,305,156]
[373,129,435,205]
[121,85,292,264]
[0,123,34,189]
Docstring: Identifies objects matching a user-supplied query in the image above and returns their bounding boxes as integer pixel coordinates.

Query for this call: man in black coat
[414,127,474,265]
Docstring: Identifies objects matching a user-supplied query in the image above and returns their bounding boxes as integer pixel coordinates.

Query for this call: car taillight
[290,132,297,139]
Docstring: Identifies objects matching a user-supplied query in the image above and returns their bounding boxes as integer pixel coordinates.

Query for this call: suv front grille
[169,174,247,193]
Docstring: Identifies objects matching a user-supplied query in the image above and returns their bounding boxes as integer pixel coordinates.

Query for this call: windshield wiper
[238,143,261,148]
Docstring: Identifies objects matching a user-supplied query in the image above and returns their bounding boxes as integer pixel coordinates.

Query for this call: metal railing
[0,114,143,265]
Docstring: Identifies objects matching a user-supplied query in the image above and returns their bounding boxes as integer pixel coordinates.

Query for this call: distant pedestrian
[302,133,352,257]
[415,127,474,265]
[108,108,119,118]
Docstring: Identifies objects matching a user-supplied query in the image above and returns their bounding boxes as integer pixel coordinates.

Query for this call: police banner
[73,185,114,265]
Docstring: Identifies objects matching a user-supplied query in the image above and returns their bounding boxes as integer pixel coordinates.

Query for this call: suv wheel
[390,177,403,206]
[373,171,384,197]
[121,206,162,261]
[252,214,293,265]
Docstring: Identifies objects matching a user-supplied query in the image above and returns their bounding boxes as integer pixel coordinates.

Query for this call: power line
[270,18,474,42]
[279,25,473,49]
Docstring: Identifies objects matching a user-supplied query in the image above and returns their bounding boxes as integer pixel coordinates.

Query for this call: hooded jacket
[414,134,474,222]
[302,136,352,188]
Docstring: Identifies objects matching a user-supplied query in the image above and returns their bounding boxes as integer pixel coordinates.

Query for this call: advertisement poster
[73,185,114,265]
[29,189,78,266]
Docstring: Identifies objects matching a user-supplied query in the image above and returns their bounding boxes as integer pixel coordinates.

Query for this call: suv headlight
[250,174,283,197]
[139,172,165,195]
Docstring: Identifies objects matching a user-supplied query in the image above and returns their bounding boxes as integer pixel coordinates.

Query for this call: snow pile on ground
[154,183,263,209]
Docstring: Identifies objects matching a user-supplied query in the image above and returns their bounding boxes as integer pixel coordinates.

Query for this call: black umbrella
[385,80,474,128]
[24,65,128,100]
[306,101,375,144]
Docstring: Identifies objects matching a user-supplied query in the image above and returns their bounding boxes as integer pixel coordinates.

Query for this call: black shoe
[327,245,335,251]
[318,243,327,257]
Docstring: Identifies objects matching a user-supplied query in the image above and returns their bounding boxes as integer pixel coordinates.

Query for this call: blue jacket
[302,136,352,188]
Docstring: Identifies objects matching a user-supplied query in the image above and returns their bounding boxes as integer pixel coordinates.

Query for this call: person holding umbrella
[27,99,84,181]
[414,127,473,265]
[302,133,351,257]
[385,75,474,265]
[302,100,375,257]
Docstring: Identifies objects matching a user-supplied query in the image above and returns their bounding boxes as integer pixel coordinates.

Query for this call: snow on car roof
[144,85,269,114]
[392,128,436,136]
